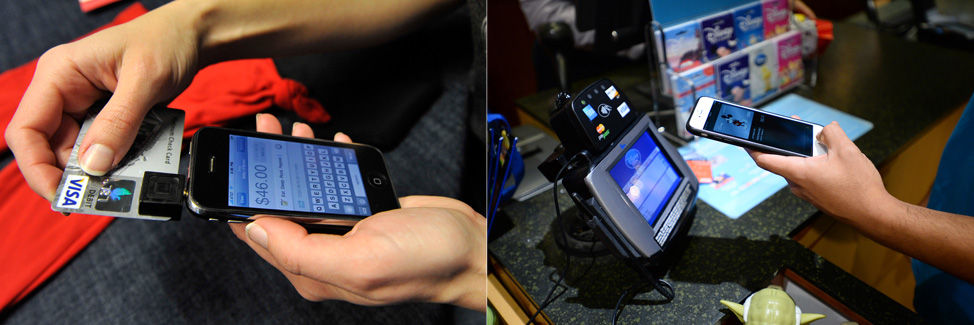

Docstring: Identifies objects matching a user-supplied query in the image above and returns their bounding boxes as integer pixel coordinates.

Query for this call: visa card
[52,105,185,220]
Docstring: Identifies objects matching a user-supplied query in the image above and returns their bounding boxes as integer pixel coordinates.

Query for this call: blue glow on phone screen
[228,135,371,216]
[704,102,812,155]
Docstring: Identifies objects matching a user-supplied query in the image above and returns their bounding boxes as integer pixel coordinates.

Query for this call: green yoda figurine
[720,285,826,325]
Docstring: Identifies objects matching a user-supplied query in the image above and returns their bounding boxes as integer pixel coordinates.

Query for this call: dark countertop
[490,22,974,324]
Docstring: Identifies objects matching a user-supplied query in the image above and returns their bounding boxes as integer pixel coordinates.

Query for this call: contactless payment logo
[598,103,613,117]
[95,179,136,212]
[582,104,597,121]
[57,175,89,209]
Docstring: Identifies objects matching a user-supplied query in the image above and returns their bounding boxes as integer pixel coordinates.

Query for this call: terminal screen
[609,131,683,226]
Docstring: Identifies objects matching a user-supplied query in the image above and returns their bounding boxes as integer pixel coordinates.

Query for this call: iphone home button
[367,172,388,188]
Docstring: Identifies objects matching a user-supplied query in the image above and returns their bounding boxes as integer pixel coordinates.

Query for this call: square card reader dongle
[541,79,699,300]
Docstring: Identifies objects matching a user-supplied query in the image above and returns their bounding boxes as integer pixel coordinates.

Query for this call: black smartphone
[187,127,400,227]
[686,97,828,157]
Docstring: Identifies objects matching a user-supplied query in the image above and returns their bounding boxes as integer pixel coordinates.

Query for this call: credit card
[51,105,185,220]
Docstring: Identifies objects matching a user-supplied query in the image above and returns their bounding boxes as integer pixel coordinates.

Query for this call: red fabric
[0,2,327,310]
[0,60,35,152]
[171,59,330,139]
[0,162,113,309]
[79,0,126,13]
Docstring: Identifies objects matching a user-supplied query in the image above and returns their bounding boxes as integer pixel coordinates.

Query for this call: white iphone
[686,97,828,157]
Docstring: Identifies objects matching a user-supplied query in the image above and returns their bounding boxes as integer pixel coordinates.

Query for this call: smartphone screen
[227,134,372,216]
[608,131,683,227]
[702,101,813,156]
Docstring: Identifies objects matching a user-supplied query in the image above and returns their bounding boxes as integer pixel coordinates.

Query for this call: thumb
[333,132,353,144]
[77,66,163,176]
[817,122,853,153]
[750,150,805,178]
[247,217,347,278]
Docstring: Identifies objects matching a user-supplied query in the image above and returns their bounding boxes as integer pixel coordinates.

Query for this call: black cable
[653,279,675,301]
[531,216,602,320]
[611,258,675,324]
[611,281,647,325]
[534,272,569,313]
[567,245,600,286]
[526,154,584,325]
[610,279,674,325]
[633,259,675,301]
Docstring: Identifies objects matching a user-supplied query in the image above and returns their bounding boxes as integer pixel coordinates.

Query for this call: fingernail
[255,113,264,125]
[80,143,114,176]
[293,121,306,129]
[246,222,269,250]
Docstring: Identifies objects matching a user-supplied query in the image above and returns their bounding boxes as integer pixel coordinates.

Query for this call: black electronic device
[542,79,698,299]
[139,171,186,220]
[549,79,641,156]
[186,127,400,229]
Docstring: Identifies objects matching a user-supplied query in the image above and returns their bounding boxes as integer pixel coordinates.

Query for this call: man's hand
[748,120,974,284]
[747,121,894,225]
[228,114,487,312]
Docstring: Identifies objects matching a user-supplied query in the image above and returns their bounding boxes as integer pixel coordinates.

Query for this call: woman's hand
[6,1,202,200]
[228,114,487,312]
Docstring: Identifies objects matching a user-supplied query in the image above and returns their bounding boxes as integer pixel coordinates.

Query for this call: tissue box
[701,12,738,61]
[733,2,765,50]
[776,31,804,89]
[657,20,705,73]
[716,53,752,106]
[762,0,789,39]
[748,41,778,102]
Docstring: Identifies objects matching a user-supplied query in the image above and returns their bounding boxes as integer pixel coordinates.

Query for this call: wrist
[165,0,222,67]
[134,0,210,68]
[461,250,488,312]
[188,0,316,66]
[448,261,487,312]
[855,192,907,233]
[440,215,488,312]
[157,0,247,67]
